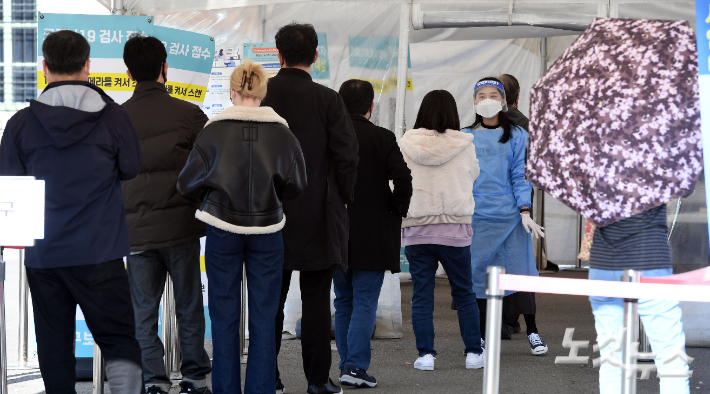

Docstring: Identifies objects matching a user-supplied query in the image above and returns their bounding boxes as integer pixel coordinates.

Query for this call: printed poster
[38,13,213,106]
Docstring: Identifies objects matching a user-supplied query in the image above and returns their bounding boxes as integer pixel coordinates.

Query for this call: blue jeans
[333,269,386,371]
[405,244,482,357]
[589,268,690,394]
[205,226,284,394]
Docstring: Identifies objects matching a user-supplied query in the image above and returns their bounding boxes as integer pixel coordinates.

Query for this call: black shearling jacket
[177,105,307,234]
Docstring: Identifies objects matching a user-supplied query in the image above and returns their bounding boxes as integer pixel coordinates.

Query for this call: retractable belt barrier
[483,266,710,394]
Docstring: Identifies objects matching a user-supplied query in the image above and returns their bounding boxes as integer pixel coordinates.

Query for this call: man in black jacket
[0,31,144,393]
[499,73,529,132]
[121,36,211,394]
[334,80,412,388]
[262,23,359,394]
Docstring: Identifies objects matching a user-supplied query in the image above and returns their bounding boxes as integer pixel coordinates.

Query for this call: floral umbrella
[527,18,701,227]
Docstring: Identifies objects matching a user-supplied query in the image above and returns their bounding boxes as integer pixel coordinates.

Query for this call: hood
[30,81,111,149]
[504,107,529,127]
[204,105,289,128]
[400,128,474,166]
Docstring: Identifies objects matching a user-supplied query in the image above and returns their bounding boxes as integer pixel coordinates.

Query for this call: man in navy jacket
[0,30,144,393]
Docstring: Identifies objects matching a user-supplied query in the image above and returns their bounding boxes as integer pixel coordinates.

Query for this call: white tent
[91,0,703,338]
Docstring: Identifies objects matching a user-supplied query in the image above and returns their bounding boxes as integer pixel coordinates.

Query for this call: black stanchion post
[483,266,504,394]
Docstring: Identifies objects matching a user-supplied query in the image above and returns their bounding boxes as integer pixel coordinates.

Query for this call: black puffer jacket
[177,105,307,234]
[121,82,207,252]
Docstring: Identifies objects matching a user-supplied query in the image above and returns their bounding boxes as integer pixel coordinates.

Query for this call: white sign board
[0,177,45,246]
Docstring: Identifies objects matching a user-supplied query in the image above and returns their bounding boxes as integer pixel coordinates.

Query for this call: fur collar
[400,128,474,166]
[204,106,289,128]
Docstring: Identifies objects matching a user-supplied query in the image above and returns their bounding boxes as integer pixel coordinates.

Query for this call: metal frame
[0,248,7,394]
[482,266,504,394]
[92,345,104,394]
[17,249,28,369]
[621,270,641,394]
[393,3,411,143]
[483,268,643,394]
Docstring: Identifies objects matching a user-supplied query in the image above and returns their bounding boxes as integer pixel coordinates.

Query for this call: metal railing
[8,250,249,391]
[0,247,8,394]
[483,267,672,394]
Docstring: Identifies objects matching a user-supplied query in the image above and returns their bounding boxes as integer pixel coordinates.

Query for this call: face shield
[473,80,508,119]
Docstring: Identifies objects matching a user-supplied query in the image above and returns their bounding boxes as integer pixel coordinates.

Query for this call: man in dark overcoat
[261,23,359,394]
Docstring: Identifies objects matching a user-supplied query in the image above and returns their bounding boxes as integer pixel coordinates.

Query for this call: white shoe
[413,354,435,371]
[466,351,485,369]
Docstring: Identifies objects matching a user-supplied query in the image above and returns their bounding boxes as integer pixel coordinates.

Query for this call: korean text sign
[37,13,213,105]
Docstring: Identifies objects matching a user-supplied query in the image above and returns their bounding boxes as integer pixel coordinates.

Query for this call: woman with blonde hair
[178,60,307,394]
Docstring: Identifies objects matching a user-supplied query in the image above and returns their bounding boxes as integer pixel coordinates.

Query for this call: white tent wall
[154,2,405,131]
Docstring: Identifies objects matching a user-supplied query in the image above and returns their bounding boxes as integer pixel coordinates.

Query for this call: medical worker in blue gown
[462,77,548,355]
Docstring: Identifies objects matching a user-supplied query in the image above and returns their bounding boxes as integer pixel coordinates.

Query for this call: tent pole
[534,37,547,270]
[111,0,124,15]
[393,3,411,143]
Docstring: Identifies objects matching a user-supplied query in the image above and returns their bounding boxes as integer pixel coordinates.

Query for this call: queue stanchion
[92,343,104,394]
[17,248,28,369]
[483,266,504,394]
[638,320,653,362]
[0,247,7,394]
[169,288,181,379]
[621,270,641,394]
[239,267,246,362]
[161,274,174,376]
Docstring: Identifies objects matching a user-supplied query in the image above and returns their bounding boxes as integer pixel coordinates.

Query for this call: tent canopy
[99,0,695,33]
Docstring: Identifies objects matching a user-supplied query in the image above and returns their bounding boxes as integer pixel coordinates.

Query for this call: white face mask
[475,99,503,119]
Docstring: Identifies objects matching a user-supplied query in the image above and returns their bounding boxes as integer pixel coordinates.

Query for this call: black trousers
[275,267,334,386]
[27,260,144,394]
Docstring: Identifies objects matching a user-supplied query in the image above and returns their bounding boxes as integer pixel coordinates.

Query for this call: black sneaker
[307,378,343,394]
[146,386,169,394]
[179,381,212,394]
[339,365,377,388]
[276,377,285,394]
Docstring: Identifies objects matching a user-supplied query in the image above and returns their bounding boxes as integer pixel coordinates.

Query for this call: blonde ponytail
[230,60,268,100]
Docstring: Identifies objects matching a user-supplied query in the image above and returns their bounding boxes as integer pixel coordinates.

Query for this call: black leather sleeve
[384,131,413,217]
[177,145,209,202]
[282,148,308,201]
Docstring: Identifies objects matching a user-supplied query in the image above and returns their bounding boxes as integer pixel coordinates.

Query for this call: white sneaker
[481,338,485,350]
[413,354,435,371]
[466,352,485,369]
[528,333,548,355]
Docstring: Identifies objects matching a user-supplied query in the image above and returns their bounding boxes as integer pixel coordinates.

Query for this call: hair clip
[242,71,255,90]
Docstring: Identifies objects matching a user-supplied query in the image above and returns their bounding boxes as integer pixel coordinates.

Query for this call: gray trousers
[126,239,212,389]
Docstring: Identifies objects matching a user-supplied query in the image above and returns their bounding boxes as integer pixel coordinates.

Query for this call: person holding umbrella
[462,77,548,355]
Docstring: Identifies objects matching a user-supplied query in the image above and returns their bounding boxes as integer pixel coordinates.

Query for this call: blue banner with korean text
[38,13,213,105]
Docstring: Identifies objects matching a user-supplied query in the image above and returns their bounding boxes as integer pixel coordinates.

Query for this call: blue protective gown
[461,125,538,298]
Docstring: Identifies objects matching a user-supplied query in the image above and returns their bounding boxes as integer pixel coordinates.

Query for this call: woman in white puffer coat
[400,89,484,372]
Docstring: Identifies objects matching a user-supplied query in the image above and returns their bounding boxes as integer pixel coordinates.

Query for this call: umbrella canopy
[527,18,701,227]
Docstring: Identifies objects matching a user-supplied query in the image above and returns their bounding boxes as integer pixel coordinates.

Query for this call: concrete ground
[1,253,708,393]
